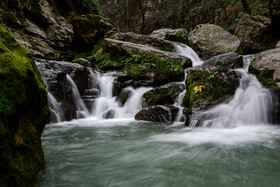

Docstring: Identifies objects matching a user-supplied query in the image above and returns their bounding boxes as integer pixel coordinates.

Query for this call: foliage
[81,0,100,14]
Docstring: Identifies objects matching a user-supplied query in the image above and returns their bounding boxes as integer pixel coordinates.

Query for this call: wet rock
[103,110,115,119]
[35,58,90,121]
[135,105,179,123]
[188,24,240,59]
[183,66,239,120]
[203,52,243,69]
[234,14,273,53]
[143,82,185,107]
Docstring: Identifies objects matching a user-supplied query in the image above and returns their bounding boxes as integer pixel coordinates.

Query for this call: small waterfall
[173,43,203,122]
[201,55,274,128]
[91,71,151,119]
[174,43,203,67]
[66,75,89,118]
[48,92,63,123]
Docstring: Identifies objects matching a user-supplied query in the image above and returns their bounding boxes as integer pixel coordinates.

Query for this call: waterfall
[200,55,274,128]
[173,43,204,122]
[173,43,204,67]
[91,72,151,119]
[47,92,63,123]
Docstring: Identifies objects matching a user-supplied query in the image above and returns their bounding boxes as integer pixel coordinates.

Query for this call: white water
[174,43,204,67]
[92,72,151,119]
[66,75,89,118]
[200,55,274,128]
[47,92,63,122]
[173,43,204,122]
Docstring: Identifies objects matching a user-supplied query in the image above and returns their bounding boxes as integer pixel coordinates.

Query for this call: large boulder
[143,82,185,107]
[135,105,179,123]
[103,38,187,60]
[203,52,243,69]
[111,32,175,52]
[234,14,273,53]
[250,48,280,87]
[72,14,114,48]
[0,25,50,185]
[188,24,240,59]
[183,66,239,124]
[150,28,188,44]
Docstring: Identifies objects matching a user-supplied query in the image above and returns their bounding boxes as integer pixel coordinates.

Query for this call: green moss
[256,68,278,88]
[168,33,189,44]
[160,43,174,52]
[183,70,236,111]
[0,24,50,185]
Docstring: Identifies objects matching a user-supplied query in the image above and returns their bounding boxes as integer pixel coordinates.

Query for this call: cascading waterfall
[66,75,89,118]
[47,92,63,122]
[173,43,204,122]
[200,55,274,128]
[91,71,151,119]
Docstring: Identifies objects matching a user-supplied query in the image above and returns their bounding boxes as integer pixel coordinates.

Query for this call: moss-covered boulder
[188,24,240,59]
[183,66,239,124]
[143,82,185,106]
[0,24,50,186]
[234,14,273,54]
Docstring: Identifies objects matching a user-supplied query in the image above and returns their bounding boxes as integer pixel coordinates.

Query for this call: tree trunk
[241,0,251,14]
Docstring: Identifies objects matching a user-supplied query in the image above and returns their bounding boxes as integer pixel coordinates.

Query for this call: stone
[135,105,179,123]
[72,14,114,48]
[183,66,239,120]
[103,38,187,60]
[250,48,280,83]
[150,28,188,44]
[143,82,185,107]
[203,52,243,69]
[0,25,50,185]
[188,24,240,59]
[234,14,273,53]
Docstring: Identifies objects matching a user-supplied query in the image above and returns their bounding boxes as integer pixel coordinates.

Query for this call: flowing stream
[39,45,280,186]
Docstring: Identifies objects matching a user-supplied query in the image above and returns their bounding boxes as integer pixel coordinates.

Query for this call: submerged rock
[0,25,50,185]
[188,24,240,59]
[234,14,273,53]
[203,52,243,69]
[135,105,179,123]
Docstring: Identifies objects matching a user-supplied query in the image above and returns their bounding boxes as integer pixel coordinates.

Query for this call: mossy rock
[183,66,239,116]
[0,24,50,185]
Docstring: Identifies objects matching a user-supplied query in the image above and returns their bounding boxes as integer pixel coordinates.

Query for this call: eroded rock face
[35,58,90,121]
[234,14,273,53]
[135,105,179,123]
[0,25,50,186]
[203,52,243,69]
[72,14,114,48]
[188,24,240,59]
